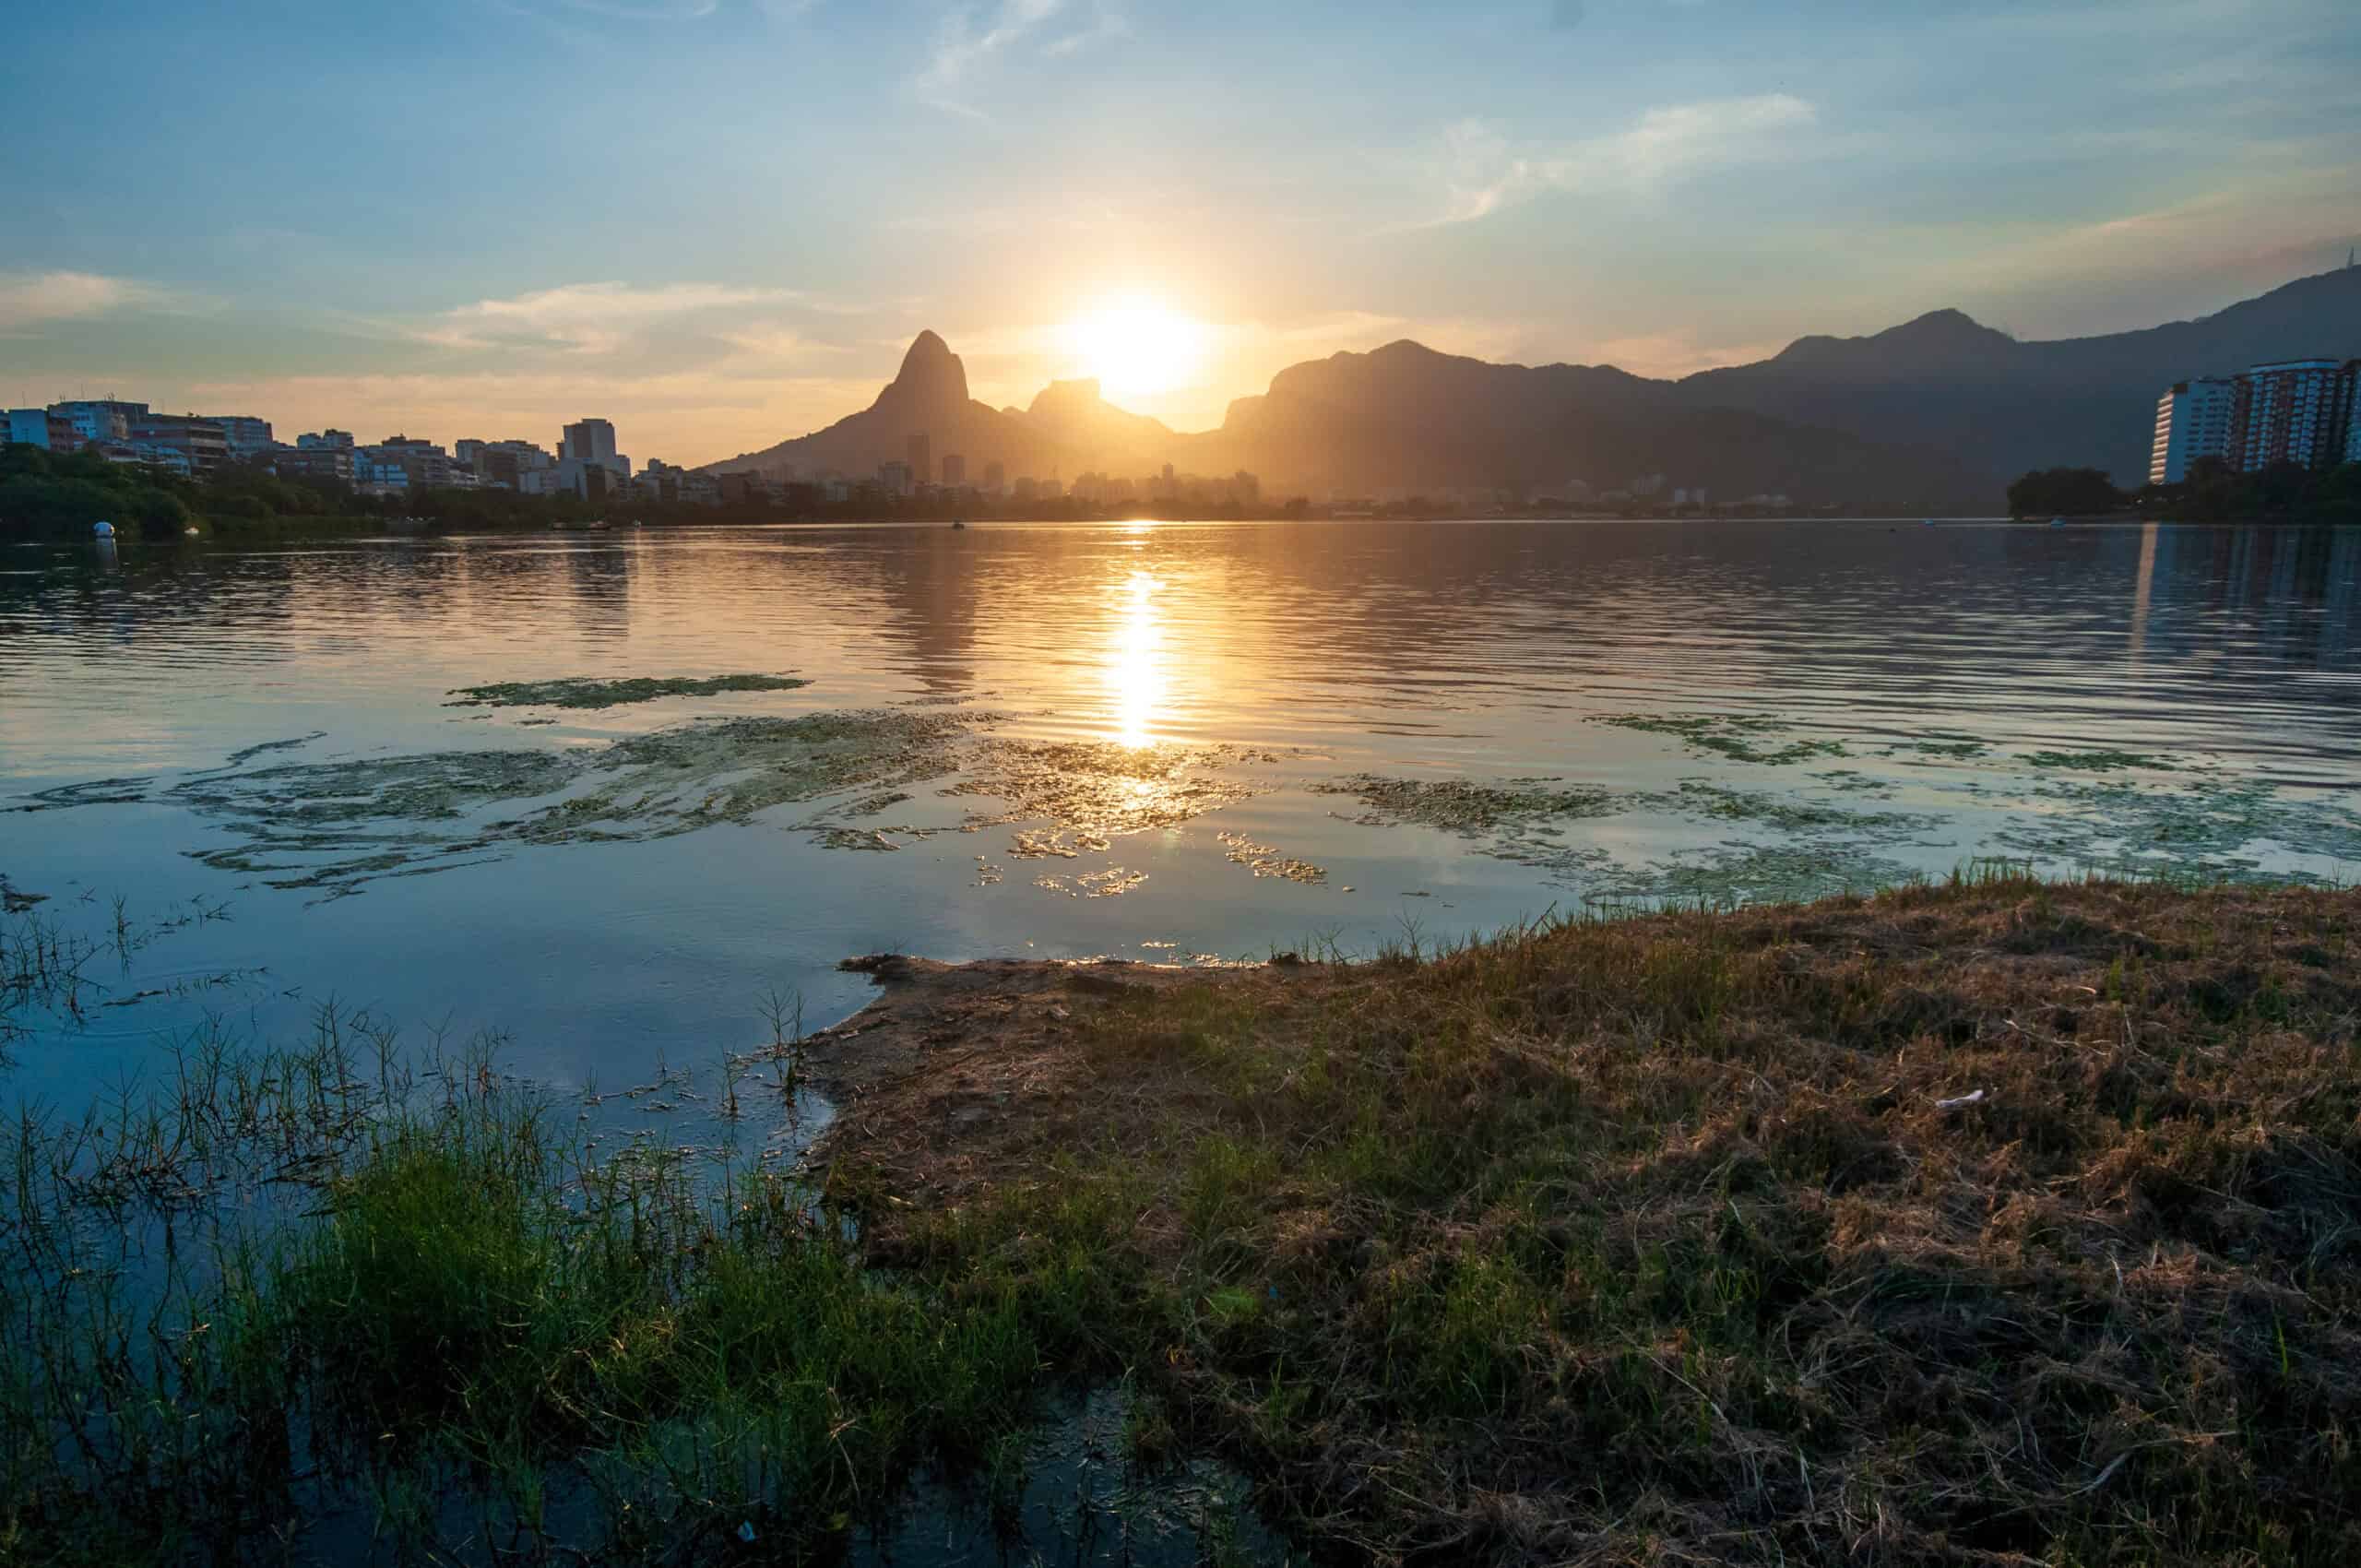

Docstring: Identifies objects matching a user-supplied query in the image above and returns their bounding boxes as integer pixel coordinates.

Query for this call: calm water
[5,518,2360,1104]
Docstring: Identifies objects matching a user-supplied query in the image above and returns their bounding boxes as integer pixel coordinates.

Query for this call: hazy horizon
[6,0,2356,465]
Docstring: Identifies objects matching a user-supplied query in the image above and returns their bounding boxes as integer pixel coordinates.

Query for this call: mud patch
[444,673,811,709]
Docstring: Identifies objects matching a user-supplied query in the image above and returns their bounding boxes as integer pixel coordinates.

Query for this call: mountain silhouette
[708,334,1174,483]
[1675,268,2361,488]
[707,267,2361,508]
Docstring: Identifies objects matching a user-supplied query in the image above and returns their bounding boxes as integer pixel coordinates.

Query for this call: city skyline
[4,0,2357,465]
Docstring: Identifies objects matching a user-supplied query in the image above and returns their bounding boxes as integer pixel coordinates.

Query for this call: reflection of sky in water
[3,519,2359,1101]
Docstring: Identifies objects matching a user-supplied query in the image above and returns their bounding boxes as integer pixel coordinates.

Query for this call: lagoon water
[5,517,2360,1107]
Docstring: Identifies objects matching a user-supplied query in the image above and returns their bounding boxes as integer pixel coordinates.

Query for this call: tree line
[2008,457,2361,522]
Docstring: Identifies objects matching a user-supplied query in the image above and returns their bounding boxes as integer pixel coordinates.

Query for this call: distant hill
[705,332,1176,483]
[707,267,2361,509]
[1674,267,2361,490]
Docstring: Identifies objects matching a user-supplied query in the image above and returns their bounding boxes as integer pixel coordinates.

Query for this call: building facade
[2150,360,2360,482]
[2150,377,2246,484]
[906,432,931,486]
[52,399,148,445]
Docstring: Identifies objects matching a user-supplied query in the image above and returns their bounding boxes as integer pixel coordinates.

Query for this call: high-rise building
[907,431,931,486]
[2237,361,2346,471]
[983,459,1005,493]
[2150,377,2245,484]
[297,429,355,450]
[879,459,915,496]
[941,453,966,487]
[2152,361,2361,483]
[561,418,617,464]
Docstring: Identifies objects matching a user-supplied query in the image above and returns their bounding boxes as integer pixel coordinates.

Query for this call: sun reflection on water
[1107,568,1166,747]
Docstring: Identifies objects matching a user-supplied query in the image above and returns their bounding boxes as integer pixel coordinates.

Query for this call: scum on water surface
[442,673,813,709]
[14,688,2361,909]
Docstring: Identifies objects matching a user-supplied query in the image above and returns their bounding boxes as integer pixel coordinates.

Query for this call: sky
[2,0,2356,466]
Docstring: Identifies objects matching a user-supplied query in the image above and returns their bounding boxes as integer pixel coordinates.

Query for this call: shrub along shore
[6,873,2360,1564]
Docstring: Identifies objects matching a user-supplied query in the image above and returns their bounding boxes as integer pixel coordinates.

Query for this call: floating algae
[949,739,1270,848]
[167,710,979,897]
[4,776,155,814]
[1594,713,1847,766]
[1666,781,1928,837]
[1214,831,1326,885]
[1077,865,1149,897]
[2018,748,2174,773]
[1597,841,1922,909]
[1883,736,1990,761]
[443,673,811,710]
[1991,776,2361,882]
[1311,775,1622,835]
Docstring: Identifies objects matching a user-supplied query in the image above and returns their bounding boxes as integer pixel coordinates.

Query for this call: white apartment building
[2149,377,2243,484]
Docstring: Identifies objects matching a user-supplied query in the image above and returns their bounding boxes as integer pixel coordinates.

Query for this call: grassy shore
[6,874,2360,1563]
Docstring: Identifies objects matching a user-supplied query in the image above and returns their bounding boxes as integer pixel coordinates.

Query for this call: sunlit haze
[2,0,2355,463]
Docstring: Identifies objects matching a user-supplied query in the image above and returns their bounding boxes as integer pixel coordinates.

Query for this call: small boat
[1919,517,1936,528]
[183,527,199,537]
[950,519,967,529]
[2048,517,2067,528]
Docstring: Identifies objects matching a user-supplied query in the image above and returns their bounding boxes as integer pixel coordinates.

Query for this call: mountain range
[706,266,2361,510]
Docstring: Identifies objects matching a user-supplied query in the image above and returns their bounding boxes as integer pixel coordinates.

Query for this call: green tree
[2006,467,2124,518]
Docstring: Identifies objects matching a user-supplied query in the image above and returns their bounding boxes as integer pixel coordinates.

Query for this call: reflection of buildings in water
[558,540,635,639]
[848,528,981,693]
[2142,523,2361,671]
[2128,522,2157,664]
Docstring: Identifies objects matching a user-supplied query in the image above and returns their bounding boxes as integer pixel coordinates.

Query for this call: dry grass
[825,875,2361,1565]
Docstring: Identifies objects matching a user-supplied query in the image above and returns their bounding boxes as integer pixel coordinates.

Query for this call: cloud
[0,271,174,331]
[416,280,808,353]
[913,0,1121,116]
[1431,94,1819,224]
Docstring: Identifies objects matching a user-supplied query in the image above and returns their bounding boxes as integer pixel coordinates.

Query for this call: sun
[1061,294,1208,402]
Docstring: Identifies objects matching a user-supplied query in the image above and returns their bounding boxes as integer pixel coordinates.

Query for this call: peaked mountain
[1674,267,2361,489]
[707,267,2361,509]
[706,332,1174,481]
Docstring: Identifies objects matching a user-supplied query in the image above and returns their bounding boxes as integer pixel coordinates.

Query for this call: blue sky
[3,0,2355,463]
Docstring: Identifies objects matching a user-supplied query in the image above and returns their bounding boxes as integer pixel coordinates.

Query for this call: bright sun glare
[1062,295,1208,402]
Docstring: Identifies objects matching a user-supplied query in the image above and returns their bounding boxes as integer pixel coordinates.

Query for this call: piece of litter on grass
[738,1521,756,1543]
[1935,1088,1988,1110]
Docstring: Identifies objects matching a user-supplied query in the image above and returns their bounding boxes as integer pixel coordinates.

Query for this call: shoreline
[9,874,2361,1564]
[783,876,2361,1562]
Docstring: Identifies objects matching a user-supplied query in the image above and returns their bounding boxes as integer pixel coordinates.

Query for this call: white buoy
[92,520,115,539]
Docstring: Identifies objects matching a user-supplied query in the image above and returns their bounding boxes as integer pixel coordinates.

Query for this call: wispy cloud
[913,0,1121,117]
[415,280,808,353]
[1430,94,1819,225]
[0,271,176,331]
